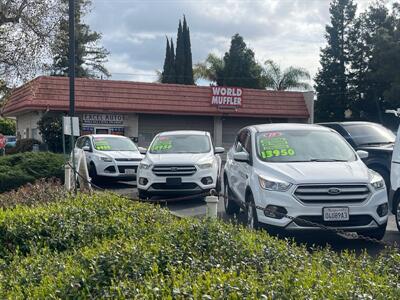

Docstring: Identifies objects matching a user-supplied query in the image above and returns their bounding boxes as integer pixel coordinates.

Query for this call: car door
[83,137,94,164]
[236,131,252,201]
[229,129,250,202]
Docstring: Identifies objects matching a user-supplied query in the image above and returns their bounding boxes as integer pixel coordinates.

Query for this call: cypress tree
[175,20,185,84]
[169,38,176,83]
[183,16,194,85]
[161,38,171,83]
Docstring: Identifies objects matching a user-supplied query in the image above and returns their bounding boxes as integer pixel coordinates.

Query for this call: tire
[223,180,240,215]
[246,193,261,230]
[362,223,387,240]
[89,163,98,183]
[395,198,400,232]
[138,189,149,200]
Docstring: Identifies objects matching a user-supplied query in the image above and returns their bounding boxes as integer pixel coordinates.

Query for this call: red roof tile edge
[2,76,310,119]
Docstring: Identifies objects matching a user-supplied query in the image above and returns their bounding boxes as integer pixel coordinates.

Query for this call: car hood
[259,160,370,184]
[146,153,212,165]
[98,150,143,159]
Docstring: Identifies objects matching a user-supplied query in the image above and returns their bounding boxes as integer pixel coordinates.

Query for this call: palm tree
[262,60,311,91]
[193,54,224,85]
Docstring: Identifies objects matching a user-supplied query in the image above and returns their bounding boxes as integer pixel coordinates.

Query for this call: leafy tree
[183,16,194,85]
[368,3,400,109]
[37,114,66,153]
[315,0,357,122]
[348,3,393,121]
[193,54,225,85]
[262,60,311,91]
[0,117,16,135]
[50,0,110,78]
[0,0,61,86]
[223,34,263,89]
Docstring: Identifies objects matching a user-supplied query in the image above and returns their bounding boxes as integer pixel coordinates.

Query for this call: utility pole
[69,0,77,194]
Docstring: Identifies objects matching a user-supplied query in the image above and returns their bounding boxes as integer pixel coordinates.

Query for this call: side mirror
[233,151,250,163]
[357,150,369,159]
[138,147,147,155]
[214,147,225,154]
[82,145,91,152]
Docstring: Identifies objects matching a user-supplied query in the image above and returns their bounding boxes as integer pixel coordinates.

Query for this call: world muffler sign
[211,87,243,107]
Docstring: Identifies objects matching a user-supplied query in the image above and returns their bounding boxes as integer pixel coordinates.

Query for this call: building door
[95,128,109,134]
[138,114,214,147]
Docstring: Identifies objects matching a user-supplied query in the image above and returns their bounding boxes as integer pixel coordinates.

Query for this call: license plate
[323,207,349,221]
[125,169,136,175]
[166,177,182,186]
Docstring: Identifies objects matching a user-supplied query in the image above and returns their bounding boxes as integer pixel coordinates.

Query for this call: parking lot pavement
[103,182,399,256]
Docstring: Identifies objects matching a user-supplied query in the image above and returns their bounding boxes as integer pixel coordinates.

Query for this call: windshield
[150,134,211,154]
[256,130,356,163]
[93,136,138,151]
[343,123,395,146]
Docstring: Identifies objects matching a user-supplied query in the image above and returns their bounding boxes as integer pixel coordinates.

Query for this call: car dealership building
[1,76,314,150]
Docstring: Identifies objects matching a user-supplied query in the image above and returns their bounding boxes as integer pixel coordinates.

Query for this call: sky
[86,0,392,85]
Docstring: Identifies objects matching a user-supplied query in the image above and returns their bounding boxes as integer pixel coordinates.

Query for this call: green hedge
[0,192,399,298]
[0,152,65,192]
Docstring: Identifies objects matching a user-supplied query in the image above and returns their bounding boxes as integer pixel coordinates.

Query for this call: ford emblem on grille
[171,167,178,172]
[328,188,341,195]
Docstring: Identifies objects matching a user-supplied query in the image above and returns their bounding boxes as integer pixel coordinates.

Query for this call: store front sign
[211,87,243,107]
[82,113,124,125]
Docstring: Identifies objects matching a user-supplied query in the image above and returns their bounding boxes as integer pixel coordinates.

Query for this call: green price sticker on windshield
[151,140,172,151]
[261,148,296,159]
[94,140,111,150]
[259,136,296,159]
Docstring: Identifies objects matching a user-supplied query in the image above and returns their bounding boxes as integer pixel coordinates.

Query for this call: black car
[319,122,395,188]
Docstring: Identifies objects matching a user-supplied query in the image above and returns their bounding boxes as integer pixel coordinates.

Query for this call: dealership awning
[2,76,311,119]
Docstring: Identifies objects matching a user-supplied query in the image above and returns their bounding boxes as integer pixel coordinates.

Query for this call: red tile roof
[2,76,310,118]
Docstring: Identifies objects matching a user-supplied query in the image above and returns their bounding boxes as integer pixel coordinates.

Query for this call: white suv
[223,124,389,239]
[75,134,144,181]
[137,130,224,199]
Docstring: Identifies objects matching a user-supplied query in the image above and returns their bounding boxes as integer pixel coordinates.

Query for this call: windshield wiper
[309,158,349,162]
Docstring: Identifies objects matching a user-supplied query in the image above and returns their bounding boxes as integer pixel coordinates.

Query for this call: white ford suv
[75,134,144,181]
[137,130,224,199]
[223,124,389,239]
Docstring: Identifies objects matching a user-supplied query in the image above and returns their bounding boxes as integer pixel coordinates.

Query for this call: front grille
[115,158,142,162]
[151,183,199,190]
[294,215,373,227]
[294,184,370,204]
[118,166,138,173]
[152,165,197,177]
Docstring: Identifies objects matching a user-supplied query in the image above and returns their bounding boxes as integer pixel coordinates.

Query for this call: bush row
[0,152,65,193]
[0,192,399,298]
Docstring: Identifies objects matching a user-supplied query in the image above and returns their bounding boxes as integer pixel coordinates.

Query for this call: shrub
[0,179,66,209]
[0,152,65,193]
[5,138,41,155]
[0,117,16,136]
[0,192,399,298]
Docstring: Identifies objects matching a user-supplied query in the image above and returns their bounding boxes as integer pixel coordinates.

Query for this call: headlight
[139,162,152,170]
[258,176,292,192]
[197,162,213,169]
[99,156,112,162]
[369,169,385,190]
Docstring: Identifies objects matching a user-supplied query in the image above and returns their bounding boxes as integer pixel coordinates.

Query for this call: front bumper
[253,185,388,231]
[95,160,140,179]
[137,167,217,196]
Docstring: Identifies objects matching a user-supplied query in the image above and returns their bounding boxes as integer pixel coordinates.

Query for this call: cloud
[86,0,380,84]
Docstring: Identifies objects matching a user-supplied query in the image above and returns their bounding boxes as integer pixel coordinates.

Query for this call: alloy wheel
[396,201,400,228]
